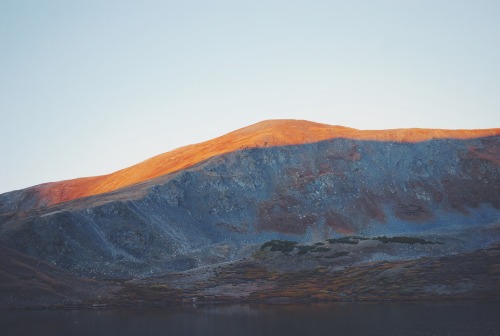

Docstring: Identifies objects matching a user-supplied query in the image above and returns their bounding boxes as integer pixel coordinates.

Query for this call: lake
[1,301,499,336]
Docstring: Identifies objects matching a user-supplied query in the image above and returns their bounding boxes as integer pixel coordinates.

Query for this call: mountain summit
[6,119,500,209]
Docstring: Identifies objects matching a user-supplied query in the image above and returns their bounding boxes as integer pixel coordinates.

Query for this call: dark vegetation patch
[327,237,359,244]
[327,235,443,245]
[296,245,331,255]
[260,240,298,253]
[312,246,331,252]
[260,241,335,255]
[374,236,442,245]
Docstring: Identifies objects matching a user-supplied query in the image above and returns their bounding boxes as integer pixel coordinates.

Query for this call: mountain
[1,120,497,211]
[0,119,499,307]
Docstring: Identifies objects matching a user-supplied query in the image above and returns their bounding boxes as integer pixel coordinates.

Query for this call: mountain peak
[25,120,499,207]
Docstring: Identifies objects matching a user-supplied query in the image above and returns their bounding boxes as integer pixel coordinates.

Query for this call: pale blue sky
[1,0,499,193]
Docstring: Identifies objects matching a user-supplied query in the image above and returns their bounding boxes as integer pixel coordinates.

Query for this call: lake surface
[1,301,499,336]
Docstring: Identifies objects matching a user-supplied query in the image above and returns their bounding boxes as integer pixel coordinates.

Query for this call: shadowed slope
[0,244,109,308]
[32,120,499,207]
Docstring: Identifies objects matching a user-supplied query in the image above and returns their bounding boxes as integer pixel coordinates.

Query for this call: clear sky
[1,0,499,194]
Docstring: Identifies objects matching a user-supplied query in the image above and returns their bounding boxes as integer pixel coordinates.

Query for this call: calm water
[1,302,499,336]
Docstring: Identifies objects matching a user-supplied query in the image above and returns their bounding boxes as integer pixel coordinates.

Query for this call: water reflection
[1,301,499,336]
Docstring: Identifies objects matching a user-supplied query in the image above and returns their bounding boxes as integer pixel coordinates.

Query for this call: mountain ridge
[12,119,500,208]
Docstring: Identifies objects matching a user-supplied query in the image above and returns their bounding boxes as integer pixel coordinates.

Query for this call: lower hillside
[110,238,500,306]
[1,234,499,308]
[0,245,115,308]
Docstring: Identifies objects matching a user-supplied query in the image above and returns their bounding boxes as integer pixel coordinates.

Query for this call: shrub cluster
[260,240,298,253]
[327,237,359,245]
[373,236,437,245]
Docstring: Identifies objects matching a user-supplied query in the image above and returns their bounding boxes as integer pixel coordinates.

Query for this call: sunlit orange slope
[35,119,499,206]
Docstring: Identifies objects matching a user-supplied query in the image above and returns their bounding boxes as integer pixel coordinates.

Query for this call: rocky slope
[0,120,499,307]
